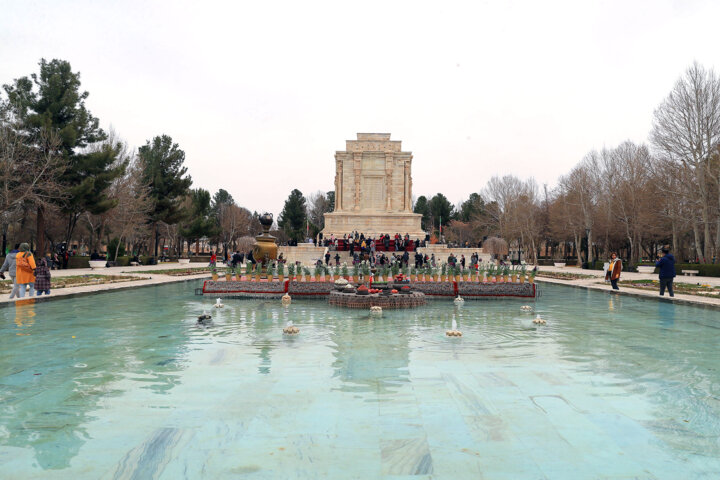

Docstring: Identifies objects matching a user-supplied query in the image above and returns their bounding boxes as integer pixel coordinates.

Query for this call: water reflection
[0,285,193,470]
[329,312,411,395]
[547,286,720,458]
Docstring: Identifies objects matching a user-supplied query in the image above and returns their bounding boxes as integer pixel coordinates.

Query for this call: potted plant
[287,263,295,281]
[302,266,311,282]
[277,262,285,282]
[235,265,243,281]
[255,262,262,282]
[361,261,370,281]
[314,263,323,281]
[478,265,486,283]
[225,266,233,281]
[245,261,252,281]
[488,264,496,283]
[529,269,536,284]
[503,266,510,283]
[519,264,527,283]
[510,266,517,283]
[266,262,275,282]
[352,264,360,283]
[333,264,340,279]
[341,262,349,281]
[440,263,447,282]
[211,265,218,281]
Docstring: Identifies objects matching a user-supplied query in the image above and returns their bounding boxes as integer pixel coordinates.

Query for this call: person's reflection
[657,302,676,328]
[15,298,36,335]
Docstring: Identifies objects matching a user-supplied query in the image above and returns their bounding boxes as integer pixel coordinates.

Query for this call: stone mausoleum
[322,133,425,238]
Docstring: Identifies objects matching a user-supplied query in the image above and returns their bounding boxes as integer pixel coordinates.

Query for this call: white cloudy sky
[2,0,719,216]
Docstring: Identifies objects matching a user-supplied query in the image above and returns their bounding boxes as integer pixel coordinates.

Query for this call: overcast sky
[3,0,719,217]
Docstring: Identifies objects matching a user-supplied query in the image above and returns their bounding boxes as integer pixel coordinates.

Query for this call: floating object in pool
[213,298,224,308]
[197,311,212,323]
[281,294,292,306]
[370,305,382,316]
[283,320,299,335]
[532,315,546,326]
[446,317,462,336]
[520,305,533,311]
[454,296,464,305]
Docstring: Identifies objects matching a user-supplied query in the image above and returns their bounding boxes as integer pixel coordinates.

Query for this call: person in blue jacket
[655,247,676,297]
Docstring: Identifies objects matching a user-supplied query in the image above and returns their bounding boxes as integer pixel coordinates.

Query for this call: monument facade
[323,133,425,238]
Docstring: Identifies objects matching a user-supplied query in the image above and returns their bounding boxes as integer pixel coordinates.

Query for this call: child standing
[35,257,52,295]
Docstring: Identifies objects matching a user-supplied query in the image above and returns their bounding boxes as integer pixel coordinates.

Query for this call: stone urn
[252,213,278,265]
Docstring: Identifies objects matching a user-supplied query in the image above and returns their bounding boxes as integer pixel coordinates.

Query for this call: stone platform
[202,280,536,300]
[328,291,426,309]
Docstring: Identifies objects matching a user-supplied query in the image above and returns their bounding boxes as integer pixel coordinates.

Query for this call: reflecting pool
[1,281,719,479]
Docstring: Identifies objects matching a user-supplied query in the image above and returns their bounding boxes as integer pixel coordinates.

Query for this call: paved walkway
[0,262,211,305]
[536,265,720,309]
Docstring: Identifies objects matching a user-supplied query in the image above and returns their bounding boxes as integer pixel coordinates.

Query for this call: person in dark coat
[655,247,676,297]
[34,257,52,295]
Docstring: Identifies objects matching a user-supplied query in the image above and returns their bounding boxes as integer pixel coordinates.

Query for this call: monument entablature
[323,133,424,238]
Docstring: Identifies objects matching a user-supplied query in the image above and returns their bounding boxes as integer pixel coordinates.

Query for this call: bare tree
[651,62,720,262]
[106,159,153,261]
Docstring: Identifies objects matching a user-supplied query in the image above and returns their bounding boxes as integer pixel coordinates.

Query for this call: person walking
[34,257,51,295]
[655,247,676,297]
[605,252,622,290]
[14,243,36,298]
[0,244,20,298]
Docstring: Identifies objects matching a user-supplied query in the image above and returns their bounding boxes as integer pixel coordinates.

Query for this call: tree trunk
[152,221,158,260]
[693,221,704,263]
[36,206,45,257]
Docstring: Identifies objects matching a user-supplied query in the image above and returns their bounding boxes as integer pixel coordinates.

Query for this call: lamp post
[583,227,590,269]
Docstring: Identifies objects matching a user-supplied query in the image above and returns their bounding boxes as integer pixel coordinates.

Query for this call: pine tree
[2,58,120,252]
[278,189,307,241]
[138,135,193,260]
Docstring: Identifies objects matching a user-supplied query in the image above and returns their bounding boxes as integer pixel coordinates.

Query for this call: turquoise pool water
[1,281,719,479]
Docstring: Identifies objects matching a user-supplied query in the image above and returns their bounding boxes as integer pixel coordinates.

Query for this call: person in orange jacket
[605,252,622,290]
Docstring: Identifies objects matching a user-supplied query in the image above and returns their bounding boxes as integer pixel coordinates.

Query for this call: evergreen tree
[2,58,119,251]
[458,193,486,221]
[180,188,217,254]
[278,189,307,241]
[326,191,335,212]
[138,135,193,260]
[413,195,430,230]
[429,193,454,231]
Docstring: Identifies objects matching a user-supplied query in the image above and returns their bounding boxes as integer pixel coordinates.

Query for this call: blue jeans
[15,283,35,298]
[37,289,51,295]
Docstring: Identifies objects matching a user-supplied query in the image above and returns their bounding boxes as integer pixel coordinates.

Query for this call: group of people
[0,243,52,298]
[604,248,676,296]
[317,232,427,253]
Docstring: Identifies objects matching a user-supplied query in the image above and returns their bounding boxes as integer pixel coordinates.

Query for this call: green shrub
[107,238,125,257]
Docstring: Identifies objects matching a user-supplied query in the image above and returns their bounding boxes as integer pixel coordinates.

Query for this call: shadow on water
[0,283,195,470]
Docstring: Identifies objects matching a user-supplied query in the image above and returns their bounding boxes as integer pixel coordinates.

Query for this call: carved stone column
[404,160,411,211]
[353,152,362,211]
[335,156,343,211]
[385,153,394,211]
